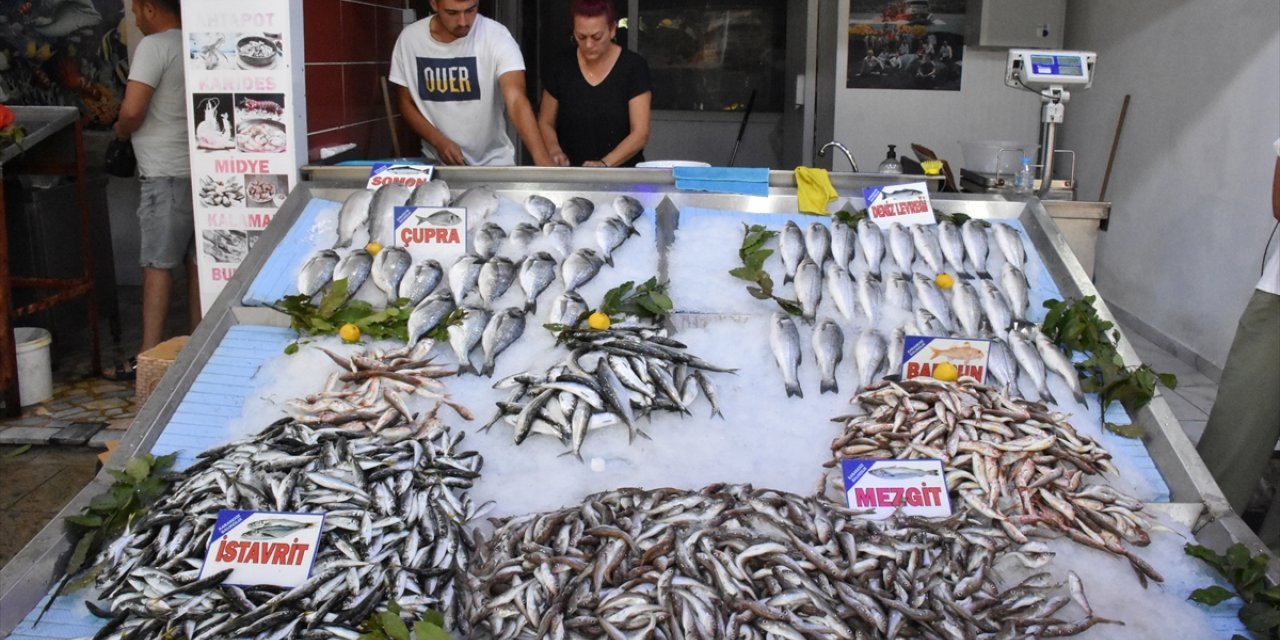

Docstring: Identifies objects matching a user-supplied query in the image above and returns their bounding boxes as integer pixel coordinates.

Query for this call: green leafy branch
[1186,543,1280,638]
[275,278,412,353]
[599,277,673,321]
[728,224,802,316]
[360,601,452,640]
[934,210,972,225]
[1041,296,1177,437]
[36,453,178,624]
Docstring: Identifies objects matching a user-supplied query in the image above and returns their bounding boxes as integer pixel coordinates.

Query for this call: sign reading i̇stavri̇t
[201,510,325,587]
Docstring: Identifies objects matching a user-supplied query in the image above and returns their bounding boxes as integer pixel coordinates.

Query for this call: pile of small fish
[461,483,1120,638]
[87,419,488,639]
[283,339,473,436]
[762,218,1087,405]
[829,378,1160,584]
[483,326,733,459]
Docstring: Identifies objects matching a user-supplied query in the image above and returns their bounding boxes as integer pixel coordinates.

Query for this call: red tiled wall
[304,0,420,161]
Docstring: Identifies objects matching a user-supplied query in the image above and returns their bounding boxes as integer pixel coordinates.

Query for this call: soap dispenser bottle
[878,144,903,174]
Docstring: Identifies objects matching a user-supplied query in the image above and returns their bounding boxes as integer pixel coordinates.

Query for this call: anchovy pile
[829,378,1160,584]
[461,483,1119,638]
[284,340,472,435]
[484,326,733,459]
[87,419,487,639]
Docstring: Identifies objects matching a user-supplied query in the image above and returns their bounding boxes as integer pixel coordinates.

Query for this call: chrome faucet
[818,141,859,172]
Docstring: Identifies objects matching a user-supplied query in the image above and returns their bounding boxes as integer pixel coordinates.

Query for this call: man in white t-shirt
[389,0,552,166]
[105,0,196,380]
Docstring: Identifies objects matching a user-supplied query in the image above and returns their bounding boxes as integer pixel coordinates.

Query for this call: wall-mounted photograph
[846,0,966,91]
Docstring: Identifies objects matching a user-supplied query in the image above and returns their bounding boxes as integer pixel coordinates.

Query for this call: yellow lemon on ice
[339,323,361,343]
[935,273,955,289]
[365,241,382,255]
[587,311,611,330]
[933,361,958,382]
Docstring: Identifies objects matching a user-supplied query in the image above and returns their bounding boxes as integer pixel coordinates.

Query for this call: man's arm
[536,91,569,167]
[396,85,467,165]
[498,70,553,167]
[114,80,155,140]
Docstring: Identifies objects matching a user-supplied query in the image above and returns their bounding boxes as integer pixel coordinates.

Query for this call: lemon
[934,273,955,289]
[365,241,382,255]
[339,323,361,343]
[587,311,611,330]
[933,361,958,382]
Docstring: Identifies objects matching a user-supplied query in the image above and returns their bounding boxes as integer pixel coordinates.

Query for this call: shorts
[137,176,195,269]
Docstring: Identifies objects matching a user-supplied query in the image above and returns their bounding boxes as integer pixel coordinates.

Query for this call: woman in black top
[538,0,651,168]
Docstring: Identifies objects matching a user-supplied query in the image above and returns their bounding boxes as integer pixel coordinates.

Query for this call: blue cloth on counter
[673,166,770,197]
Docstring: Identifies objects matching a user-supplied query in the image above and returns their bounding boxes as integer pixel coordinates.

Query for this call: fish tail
[604,255,615,268]
[928,347,941,358]
[785,382,803,398]
[783,273,794,285]
[710,407,725,420]
[481,360,495,378]
[524,299,538,313]
[820,378,839,394]
[977,270,991,279]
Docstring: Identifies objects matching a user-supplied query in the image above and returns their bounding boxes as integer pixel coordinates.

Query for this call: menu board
[183,1,307,313]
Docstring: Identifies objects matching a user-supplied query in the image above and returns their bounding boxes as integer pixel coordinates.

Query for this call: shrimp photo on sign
[193,93,237,151]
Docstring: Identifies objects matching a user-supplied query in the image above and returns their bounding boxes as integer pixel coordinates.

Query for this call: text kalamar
[248,214,272,229]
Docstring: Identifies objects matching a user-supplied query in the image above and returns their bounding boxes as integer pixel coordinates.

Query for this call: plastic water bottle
[1014,156,1034,194]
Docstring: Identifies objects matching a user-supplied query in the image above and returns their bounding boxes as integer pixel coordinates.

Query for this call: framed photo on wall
[846,0,966,91]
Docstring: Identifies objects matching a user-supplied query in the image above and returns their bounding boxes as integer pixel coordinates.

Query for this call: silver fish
[408,179,450,207]
[824,262,857,321]
[856,273,881,324]
[1000,263,1030,321]
[473,222,506,259]
[335,190,373,249]
[805,222,832,268]
[397,259,443,306]
[910,223,945,275]
[596,216,634,267]
[883,271,914,312]
[518,251,557,312]
[991,222,1026,266]
[371,246,412,304]
[481,307,527,377]
[447,254,485,306]
[523,194,556,225]
[950,280,984,338]
[368,184,411,247]
[406,292,455,344]
[1034,329,1086,404]
[452,186,499,218]
[548,291,587,326]
[961,219,991,278]
[868,466,938,479]
[886,326,906,376]
[830,220,855,270]
[812,318,844,394]
[795,258,823,321]
[562,248,605,292]
[912,273,953,332]
[478,257,516,308]
[447,307,490,375]
[542,220,574,260]
[888,222,915,273]
[853,329,887,389]
[987,337,1020,392]
[977,279,1013,335]
[937,220,968,275]
[418,209,460,226]
[1008,329,1052,403]
[780,221,808,285]
[297,249,339,297]
[856,218,885,277]
[613,195,644,224]
[509,222,539,250]
[332,249,373,301]
[559,196,595,228]
[769,312,803,398]
[915,308,949,337]
[242,518,315,539]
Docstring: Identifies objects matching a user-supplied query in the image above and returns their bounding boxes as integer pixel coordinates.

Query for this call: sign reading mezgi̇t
[201,510,324,587]
[841,459,952,519]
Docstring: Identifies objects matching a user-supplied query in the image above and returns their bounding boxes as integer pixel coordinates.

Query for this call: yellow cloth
[794,166,839,215]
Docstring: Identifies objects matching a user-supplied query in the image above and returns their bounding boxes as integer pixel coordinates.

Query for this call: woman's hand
[582,160,608,168]
[550,149,570,166]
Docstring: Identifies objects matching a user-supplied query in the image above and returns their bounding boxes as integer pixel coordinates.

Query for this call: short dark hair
[143,0,181,18]
[570,0,615,25]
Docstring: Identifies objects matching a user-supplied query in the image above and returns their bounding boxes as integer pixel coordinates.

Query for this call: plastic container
[877,145,903,174]
[1015,156,1034,194]
[14,327,53,406]
[958,140,1026,175]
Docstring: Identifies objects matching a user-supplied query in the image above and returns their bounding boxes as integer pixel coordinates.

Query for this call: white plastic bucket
[14,327,53,406]
[958,140,1027,175]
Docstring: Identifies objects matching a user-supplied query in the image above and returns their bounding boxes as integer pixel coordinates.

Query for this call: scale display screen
[1029,54,1084,77]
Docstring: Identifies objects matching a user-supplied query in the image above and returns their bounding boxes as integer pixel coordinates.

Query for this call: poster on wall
[183,1,305,313]
[846,1,966,91]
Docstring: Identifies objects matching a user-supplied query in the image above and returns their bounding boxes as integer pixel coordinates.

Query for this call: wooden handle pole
[1098,94,1130,202]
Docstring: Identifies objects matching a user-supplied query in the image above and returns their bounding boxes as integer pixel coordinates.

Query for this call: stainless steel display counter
[0,166,1266,635]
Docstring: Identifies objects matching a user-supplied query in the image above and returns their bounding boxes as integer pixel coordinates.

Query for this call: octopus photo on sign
[245,173,289,208]
[202,229,249,263]
[236,118,287,154]
[189,32,238,70]
[235,93,284,121]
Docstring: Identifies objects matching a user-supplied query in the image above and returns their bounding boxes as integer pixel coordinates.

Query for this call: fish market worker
[389,0,553,166]
[537,0,652,167]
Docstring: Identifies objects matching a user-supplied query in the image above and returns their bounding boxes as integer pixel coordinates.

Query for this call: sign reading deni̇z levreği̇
[863,181,935,228]
[201,510,324,587]
[841,459,952,519]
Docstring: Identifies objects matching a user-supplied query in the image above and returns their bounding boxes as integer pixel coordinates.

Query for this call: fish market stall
[0,166,1268,638]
